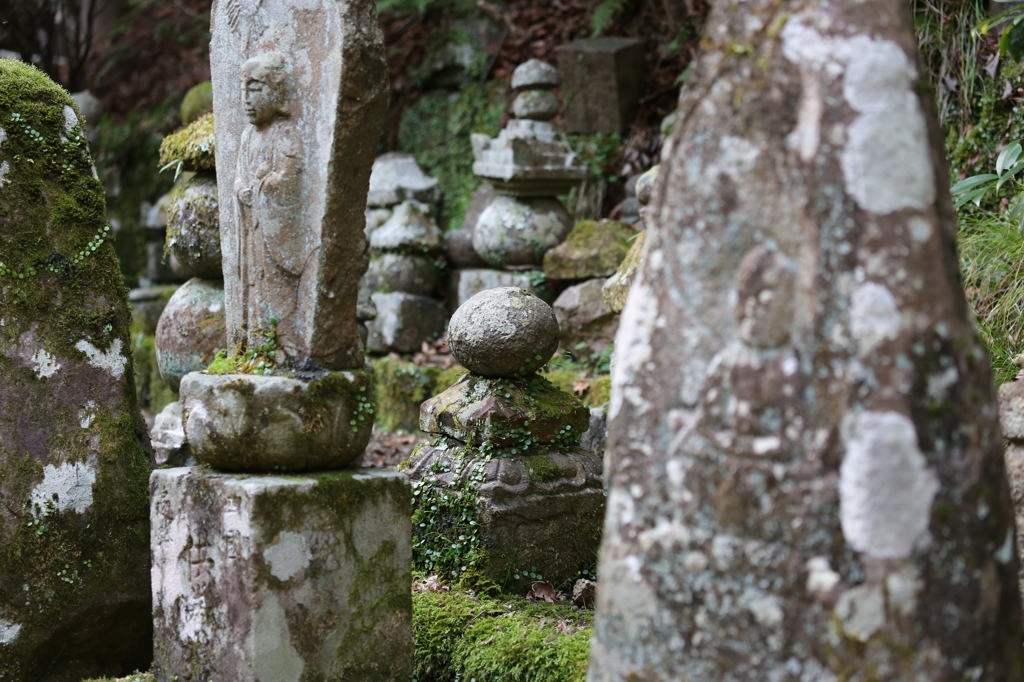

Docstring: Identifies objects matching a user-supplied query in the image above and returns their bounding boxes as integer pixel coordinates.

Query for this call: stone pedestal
[180,370,375,472]
[557,37,645,135]
[151,467,412,682]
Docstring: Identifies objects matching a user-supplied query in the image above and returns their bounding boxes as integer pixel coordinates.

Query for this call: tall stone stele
[153,3,413,682]
[590,2,1024,680]
[0,60,153,681]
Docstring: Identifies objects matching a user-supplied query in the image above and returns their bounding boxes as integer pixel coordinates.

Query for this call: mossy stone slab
[542,219,636,281]
[180,370,375,473]
[601,229,646,314]
[420,373,590,447]
[0,59,152,680]
[152,467,412,681]
[158,112,215,173]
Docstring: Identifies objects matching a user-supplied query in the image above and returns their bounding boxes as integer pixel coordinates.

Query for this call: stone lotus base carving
[405,439,604,585]
[180,369,374,472]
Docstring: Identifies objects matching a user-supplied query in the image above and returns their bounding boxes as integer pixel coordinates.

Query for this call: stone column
[589,1,1024,679]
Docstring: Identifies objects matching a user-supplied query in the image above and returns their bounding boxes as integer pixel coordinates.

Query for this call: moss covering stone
[412,589,591,682]
[158,111,215,173]
[179,80,213,125]
[542,219,636,281]
[601,229,646,314]
[373,356,443,433]
[0,59,152,680]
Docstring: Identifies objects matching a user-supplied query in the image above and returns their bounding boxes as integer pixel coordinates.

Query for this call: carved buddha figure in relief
[233,51,309,350]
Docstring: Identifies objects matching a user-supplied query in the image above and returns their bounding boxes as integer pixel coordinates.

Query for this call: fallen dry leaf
[526,580,556,603]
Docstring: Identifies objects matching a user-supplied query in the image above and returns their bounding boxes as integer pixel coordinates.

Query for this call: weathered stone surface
[635,164,659,227]
[150,401,192,467]
[572,578,597,608]
[579,405,607,456]
[152,467,412,681]
[180,369,374,472]
[511,58,559,90]
[406,441,602,586]
[1000,380,1024,440]
[166,171,222,279]
[448,287,559,377]
[366,292,447,354]
[471,121,587,196]
[0,60,152,681]
[211,0,389,370]
[159,112,216,173]
[446,268,551,312]
[130,285,178,335]
[513,90,559,121]
[590,3,1024,679]
[365,251,440,297]
[369,200,443,253]
[1005,443,1024,605]
[365,206,392,235]
[155,278,226,392]
[553,279,618,358]
[443,228,486,268]
[601,229,645,314]
[367,152,439,208]
[419,16,502,87]
[557,37,645,135]
[420,373,590,446]
[473,194,573,267]
[543,219,636,280]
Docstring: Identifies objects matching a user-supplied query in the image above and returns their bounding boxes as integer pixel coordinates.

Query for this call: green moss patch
[179,81,213,125]
[412,588,591,682]
[373,356,443,433]
[542,219,636,281]
[158,111,215,173]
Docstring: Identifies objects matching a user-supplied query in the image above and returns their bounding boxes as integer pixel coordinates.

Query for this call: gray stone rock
[443,228,486,268]
[420,373,591,446]
[71,89,102,129]
[211,0,388,371]
[601,229,645,314]
[471,121,587,195]
[367,152,440,208]
[511,58,560,91]
[180,369,374,472]
[446,268,551,313]
[365,251,441,296]
[130,285,178,335]
[406,440,603,586]
[543,219,636,280]
[513,90,559,121]
[150,401,193,467]
[418,17,503,87]
[370,200,443,253]
[166,171,222,279]
[461,182,496,232]
[473,195,573,267]
[152,467,412,680]
[579,405,607,457]
[366,292,447,354]
[635,165,659,206]
[155,278,226,392]
[365,206,393,235]
[572,578,597,608]
[1000,380,1024,440]
[553,279,619,358]
[0,60,152,679]
[447,286,559,377]
[557,38,645,134]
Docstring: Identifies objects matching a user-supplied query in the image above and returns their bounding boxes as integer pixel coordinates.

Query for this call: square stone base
[151,467,411,681]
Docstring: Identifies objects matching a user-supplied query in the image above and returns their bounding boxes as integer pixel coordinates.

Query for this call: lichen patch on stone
[262,531,311,582]
[839,411,938,559]
[30,349,61,379]
[0,620,21,646]
[29,455,98,516]
[849,282,901,355]
[75,337,127,379]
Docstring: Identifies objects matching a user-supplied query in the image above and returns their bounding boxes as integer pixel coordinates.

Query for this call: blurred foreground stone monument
[151,2,413,680]
[0,60,152,681]
[589,1,1024,680]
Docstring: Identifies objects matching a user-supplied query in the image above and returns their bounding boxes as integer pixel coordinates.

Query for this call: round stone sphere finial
[447,287,560,377]
[511,59,559,91]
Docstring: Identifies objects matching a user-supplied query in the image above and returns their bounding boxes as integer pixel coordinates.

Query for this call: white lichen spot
[253,593,305,681]
[0,619,21,646]
[835,583,885,642]
[61,105,79,138]
[781,12,936,214]
[839,411,938,559]
[75,338,126,379]
[30,456,98,517]
[849,282,901,355]
[0,160,9,188]
[806,556,841,595]
[744,590,784,627]
[208,302,222,314]
[30,349,62,379]
[908,216,933,243]
[885,564,921,617]
[79,400,97,428]
[719,135,761,181]
[262,531,311,582]
[926,365,959,401]
[996,527,1015,564]
[787,68,823,162]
